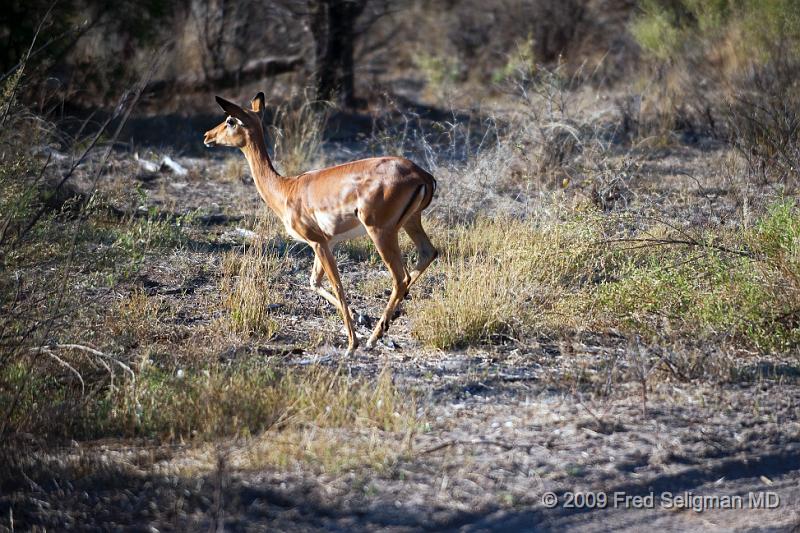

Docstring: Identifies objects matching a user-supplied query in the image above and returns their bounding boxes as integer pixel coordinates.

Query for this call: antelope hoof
[344,337,359,357]
[365,336,379,350]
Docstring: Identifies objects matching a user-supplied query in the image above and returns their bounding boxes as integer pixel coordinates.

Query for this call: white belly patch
[313,210,367,244]
[330,224,367,244]
[315,211,340,235]
[283,211,366,244]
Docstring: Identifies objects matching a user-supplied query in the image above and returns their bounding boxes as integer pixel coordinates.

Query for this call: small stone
[356,312,373,328]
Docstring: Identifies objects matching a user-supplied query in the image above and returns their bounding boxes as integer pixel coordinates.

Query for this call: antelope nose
[203,132,215,148]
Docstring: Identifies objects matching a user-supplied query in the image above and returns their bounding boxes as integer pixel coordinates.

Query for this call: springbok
[204,92,438,355]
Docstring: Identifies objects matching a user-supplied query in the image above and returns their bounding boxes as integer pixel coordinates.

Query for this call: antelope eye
[226,117,236,127]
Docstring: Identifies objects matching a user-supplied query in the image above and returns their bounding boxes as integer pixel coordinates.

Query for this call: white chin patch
[204,142,214,147]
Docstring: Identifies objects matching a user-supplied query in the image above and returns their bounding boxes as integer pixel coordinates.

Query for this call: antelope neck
[241,134,288,216]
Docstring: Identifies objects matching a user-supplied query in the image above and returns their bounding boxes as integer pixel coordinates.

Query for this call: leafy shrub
[591,200,800,351]
[632,0,800,64]
[412,50,461,100]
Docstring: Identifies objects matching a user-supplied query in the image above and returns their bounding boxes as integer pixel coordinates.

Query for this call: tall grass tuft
[220,223,285,339]
[411,215,611,349]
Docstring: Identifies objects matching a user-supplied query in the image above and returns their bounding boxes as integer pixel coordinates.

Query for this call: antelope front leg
[311,242,359,355]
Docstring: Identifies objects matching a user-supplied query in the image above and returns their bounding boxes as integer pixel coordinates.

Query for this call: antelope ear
[215,96,248,121]
[251,92,265,115]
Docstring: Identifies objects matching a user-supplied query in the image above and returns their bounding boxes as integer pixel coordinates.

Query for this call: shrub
[631,0,800,150]
[412,202,800,353]
[412,49,461,100]
[590,200,800,351]
[727,89,800,187]
[631,0,800,65]
[492,34,537,84]
[630,0,683,62]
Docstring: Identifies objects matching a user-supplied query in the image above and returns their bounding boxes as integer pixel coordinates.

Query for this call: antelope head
[203,92,265,149]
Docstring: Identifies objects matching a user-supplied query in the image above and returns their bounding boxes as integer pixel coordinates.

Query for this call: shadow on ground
[3,443,799,531]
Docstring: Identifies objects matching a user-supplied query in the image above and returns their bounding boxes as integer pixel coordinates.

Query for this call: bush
[632,0,800,65]
[631,0,800,154]
[590,200,800,351]
[412,202,800,353]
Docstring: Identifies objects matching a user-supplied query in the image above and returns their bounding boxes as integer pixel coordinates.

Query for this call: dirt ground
[5,361,800,531]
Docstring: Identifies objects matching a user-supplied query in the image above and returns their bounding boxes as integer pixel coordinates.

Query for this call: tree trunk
[309,0,366,107]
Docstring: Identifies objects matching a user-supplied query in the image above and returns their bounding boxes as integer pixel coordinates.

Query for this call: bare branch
[36,348,85,396]
[145,55,304,96]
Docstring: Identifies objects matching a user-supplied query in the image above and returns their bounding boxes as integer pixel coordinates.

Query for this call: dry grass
[336,234,381,264]
[359,272,392,300]
[411,215,609,349]
[219,154,249,182]
[2,347,418,471]
[233,365,416,472]
[270,92,331,176]
[219,216,287,339]
[106,290,163,350]
[127,362,415,443]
